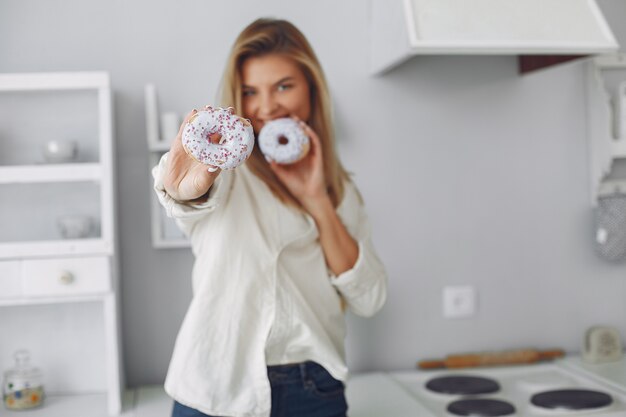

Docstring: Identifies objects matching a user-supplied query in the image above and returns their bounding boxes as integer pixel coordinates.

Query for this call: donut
[258,118,310,164]
[181,106,255,172]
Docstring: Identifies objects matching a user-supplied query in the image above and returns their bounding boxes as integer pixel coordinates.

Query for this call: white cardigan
[153,153,387,417]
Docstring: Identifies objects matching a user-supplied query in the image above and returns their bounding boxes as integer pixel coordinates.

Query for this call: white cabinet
[20,256,111,297]
[0,72,123,416]
[370,0,619,75]
[144,84,189,249]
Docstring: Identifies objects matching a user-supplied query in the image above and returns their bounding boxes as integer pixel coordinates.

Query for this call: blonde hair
[219,18,349,209]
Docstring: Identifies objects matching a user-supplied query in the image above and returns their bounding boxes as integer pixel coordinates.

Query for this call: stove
[389,361,626,416]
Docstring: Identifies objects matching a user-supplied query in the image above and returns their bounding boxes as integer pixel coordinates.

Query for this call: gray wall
[2,0,626,387]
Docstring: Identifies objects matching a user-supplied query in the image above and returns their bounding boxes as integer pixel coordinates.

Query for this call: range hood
[371,0,620,75]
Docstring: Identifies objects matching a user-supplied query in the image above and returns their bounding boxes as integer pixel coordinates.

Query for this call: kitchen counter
[2,373,428,417]
[344,372,434,416]
[560,355,626,392]
[10,357,626,417]
[129,373,434,417]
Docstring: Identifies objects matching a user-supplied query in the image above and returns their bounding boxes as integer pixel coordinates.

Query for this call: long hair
[219,18,349,209]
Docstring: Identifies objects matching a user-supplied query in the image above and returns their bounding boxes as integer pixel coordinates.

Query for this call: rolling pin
[417,349,565,369]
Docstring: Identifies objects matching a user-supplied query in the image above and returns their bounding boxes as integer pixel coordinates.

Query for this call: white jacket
[153,153,387,417]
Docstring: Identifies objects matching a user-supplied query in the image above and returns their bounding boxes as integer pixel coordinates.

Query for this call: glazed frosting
[258,118,310,164]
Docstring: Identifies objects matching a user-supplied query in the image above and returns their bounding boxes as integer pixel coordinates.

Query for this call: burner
[531,389,613,410]
[447,398,516,416]
[425,375,500,395]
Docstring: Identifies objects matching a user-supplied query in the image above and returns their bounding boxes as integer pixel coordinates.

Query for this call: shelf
[2,391,134,417]
[0,293,107,307]
[0,386,172,417]
[0,238,113,259]
[0,163,102,184]
[0,386,171,417]
[0,72,109,91]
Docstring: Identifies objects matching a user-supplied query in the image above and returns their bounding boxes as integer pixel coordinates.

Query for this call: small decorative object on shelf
[3,349,45,411]
[42,139,78,163]
[57,214,94,239]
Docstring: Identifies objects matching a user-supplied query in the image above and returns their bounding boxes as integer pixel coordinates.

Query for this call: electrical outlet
[443,285,476,318]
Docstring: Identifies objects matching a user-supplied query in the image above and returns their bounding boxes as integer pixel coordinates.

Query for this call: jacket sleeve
[330,181,388,317]
[152,152,233,237]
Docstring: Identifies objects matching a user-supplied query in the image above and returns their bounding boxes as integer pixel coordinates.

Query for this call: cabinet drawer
[0,260,21,298]
[21,256,111,297]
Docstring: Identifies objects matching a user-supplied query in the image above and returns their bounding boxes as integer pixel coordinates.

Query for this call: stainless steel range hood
[371,0,620,75]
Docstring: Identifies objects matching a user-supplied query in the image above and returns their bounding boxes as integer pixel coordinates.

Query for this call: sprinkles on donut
[181,106,255,172]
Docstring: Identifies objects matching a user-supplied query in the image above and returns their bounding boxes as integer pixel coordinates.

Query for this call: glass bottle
[3,349,45,410]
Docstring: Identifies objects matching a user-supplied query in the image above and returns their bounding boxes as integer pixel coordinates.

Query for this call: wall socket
[443,285,476,318]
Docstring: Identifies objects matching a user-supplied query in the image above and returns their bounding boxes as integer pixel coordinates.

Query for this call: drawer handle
[59,271,75,285]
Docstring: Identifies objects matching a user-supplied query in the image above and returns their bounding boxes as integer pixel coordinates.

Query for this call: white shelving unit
[0,72,123,416]
[144,84,189,249]
[586,53,626,205]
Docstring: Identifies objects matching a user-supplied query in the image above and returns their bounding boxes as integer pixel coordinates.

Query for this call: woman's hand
[163,108,220,202]
[269,117,330,215]
[271,118,359,276]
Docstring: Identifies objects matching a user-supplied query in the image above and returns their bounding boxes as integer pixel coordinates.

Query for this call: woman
[153,18,387,417]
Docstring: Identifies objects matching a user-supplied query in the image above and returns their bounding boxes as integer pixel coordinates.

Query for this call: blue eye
[277,84,293,92]
[243,89,256,97]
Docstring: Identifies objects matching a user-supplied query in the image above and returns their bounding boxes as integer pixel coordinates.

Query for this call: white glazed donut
[258,118,310,164]
[181,106,255,172]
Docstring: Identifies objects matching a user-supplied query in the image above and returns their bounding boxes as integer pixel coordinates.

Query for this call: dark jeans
[171,361,348,417]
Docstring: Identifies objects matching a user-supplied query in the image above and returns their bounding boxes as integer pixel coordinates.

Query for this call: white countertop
[127,373,435,417]
[345,373,434,416]
[344,358,626,416]
[128,373,436,417]
[9,357,626,417]
[560,355,626,392]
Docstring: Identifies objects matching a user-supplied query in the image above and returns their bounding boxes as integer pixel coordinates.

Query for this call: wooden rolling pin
[417,349,565,369]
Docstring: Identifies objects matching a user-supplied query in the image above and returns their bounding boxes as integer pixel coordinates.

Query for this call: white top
[152,153,388,417]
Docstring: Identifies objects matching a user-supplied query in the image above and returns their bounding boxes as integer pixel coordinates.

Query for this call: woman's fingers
[298,120,322,159]
[183,108,198,123]
[291,117,320,147]
[174,109,198,143]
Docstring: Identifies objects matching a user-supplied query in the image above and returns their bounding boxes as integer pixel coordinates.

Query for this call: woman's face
[241,53,311,134]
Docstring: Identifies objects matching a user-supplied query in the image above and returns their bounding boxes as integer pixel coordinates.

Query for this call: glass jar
[3,350,45,410]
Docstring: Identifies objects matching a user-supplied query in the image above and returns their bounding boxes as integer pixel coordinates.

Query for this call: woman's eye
[277,84,293,92]
[243,89,256,97]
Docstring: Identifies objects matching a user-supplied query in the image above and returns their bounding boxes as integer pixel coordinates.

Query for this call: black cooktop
[531,389,613,410]
[425,375,500,395]
[447,398,516,416]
